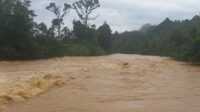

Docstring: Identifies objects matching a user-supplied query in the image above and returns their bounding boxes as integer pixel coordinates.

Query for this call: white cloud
[31,0,200,32]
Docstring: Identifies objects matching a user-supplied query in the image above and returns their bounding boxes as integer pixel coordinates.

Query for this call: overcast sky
[31,0,200,32]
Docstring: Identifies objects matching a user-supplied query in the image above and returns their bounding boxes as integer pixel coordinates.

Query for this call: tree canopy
[0,0,199,64]
[73,0,100,38]
[111,16,200,63]
[98,22,112,52]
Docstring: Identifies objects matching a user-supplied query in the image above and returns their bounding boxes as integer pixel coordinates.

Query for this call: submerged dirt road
[0,54,200,112]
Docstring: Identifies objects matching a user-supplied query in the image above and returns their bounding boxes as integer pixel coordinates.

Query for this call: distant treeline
[111,17,200,63]
[0,0,199,63]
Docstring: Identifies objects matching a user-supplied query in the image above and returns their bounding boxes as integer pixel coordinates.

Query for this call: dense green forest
[0,0,110,60]
[0,0,199,63]
[112,17,200,63]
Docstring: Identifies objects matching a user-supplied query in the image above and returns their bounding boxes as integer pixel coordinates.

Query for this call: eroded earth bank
[0,54,200,112]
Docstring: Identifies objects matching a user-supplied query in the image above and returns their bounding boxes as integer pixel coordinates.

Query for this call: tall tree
[46,2,71,39]
[72,0,100,38]
[72,20,86,41]
[0,0,36,59]
[98,22,112,51]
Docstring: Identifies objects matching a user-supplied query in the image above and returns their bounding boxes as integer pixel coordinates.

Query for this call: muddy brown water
[1,54,200,112]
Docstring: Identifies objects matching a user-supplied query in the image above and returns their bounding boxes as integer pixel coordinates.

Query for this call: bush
[64,42,105,56]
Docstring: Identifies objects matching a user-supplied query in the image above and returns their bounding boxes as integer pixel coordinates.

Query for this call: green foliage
[0,0,106,60]
[72,0,100,37]
[4,0,199,64]
[0,0,36,60]
[64,42,105,56]
[98,22,112,52]
[111,16,200,63]
[73,20,86,40]
[46,2,71,38]
[72,20,100,48]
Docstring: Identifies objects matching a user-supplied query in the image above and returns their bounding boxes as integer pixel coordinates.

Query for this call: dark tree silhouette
[72,0,100,38]
[46,2,71,39]
[98,22,112,51]
[73,20,86,41]
[0,0,36,59]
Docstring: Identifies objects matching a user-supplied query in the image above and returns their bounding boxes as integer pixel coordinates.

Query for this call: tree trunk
[85,9,88,39]
[85,18,88,39]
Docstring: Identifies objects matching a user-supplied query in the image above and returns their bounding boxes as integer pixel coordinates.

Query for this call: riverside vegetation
[0,0,199,63]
